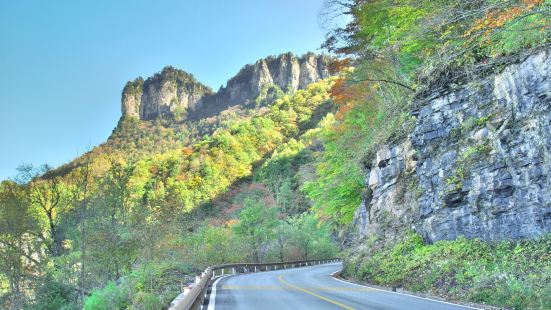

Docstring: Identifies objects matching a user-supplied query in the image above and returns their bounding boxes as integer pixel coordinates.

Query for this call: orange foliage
[466,0,544,40]
[330,77,370,120]
[182,146,193,157]
[225,219,239,227]
[328,58,351,74]
[175,173,186,182]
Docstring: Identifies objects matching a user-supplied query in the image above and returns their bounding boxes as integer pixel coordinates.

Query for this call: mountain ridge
[121,52,331,122]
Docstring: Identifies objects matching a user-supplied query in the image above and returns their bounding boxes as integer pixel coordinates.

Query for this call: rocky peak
[121,66,213,120]
[217,52,330,105]
[121,77,144,118]
[121,53,332,121]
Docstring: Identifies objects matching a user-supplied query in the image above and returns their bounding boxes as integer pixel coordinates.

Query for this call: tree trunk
[49,218,63,257]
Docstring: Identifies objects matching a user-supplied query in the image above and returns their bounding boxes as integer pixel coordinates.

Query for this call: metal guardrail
[168,258,342,310]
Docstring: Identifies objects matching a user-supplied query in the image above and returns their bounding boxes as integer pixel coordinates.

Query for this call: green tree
[18,165,72,257]
[0,180,42,309]
[288,213,335,260]
[233,198,278,263]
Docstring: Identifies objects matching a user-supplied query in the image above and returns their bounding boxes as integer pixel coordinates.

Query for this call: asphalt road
[207,262,478,310]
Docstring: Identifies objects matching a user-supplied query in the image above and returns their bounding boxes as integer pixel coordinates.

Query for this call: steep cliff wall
[121,77,144,117]
[353,48,551,244]
[121,67,213,120]
[121,53,331,121]
[216,52,330,105]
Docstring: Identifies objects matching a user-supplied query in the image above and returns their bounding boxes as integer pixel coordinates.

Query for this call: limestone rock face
[217,52,331,105]
[121,77,143,118]
[120,53,332,121]
[272,53,301,91]
[299,53,329,88]
[352,48,551,243]
[121,66,213,121]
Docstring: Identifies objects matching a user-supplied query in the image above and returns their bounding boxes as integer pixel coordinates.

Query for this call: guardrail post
[183,286,191,295]
[232,267,236,274]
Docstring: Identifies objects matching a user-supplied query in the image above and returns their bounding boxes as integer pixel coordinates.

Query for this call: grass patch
[344,232,551,310]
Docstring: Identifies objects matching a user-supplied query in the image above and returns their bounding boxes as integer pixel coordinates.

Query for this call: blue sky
[0,0,328,180]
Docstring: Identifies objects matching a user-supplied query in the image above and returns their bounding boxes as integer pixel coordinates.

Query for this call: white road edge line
[206,275,227,310]
[329,268,482,310]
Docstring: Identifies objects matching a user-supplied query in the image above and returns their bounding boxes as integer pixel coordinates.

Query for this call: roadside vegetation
[344,232,551,309]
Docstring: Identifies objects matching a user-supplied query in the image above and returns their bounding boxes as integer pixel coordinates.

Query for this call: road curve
[207,262,477,310]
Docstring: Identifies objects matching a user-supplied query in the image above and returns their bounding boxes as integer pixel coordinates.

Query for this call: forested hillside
[1,0,551,309]
[0,53,339,309]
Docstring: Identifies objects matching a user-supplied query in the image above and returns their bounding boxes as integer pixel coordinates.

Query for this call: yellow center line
[221,285,375,291]
[277,274,356,310]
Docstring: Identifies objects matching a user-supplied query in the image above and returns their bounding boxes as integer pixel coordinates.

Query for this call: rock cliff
[121,53,331,121]
[216,52,330,105]
[121,66,213,120]
[352,48,551,243]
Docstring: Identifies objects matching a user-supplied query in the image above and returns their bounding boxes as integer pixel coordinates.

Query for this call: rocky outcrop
[216,52,330,105]
[121,67,213,120]
[353,48,551,243]
[121,77,143,118]
[121,53,331,121]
